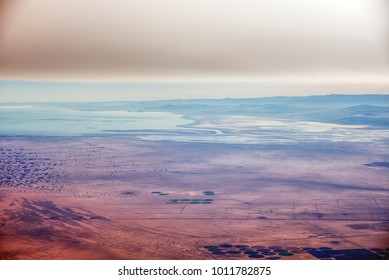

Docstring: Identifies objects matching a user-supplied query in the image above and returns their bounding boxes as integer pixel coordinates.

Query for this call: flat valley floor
[0,137,388,259]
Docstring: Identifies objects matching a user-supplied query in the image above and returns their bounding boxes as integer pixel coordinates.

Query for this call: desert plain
[0,95,388,259]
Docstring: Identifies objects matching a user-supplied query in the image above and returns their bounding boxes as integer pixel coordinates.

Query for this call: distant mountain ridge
[2,93,388,106]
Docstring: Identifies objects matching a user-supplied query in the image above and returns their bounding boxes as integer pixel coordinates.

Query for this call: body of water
[1,103,388,144]
[0,104,190,136]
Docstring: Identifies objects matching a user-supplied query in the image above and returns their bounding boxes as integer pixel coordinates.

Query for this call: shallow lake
[0,104,191,136]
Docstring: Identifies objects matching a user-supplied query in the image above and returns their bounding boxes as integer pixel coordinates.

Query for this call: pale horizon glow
[1,80,388,102]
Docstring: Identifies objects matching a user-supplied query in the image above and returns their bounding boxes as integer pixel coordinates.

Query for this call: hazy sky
[0,0,388,100]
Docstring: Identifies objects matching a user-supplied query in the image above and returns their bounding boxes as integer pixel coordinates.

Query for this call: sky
[0,0,388,101]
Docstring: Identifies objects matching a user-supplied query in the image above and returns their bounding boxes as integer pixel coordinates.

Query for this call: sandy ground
[0,137,388,259]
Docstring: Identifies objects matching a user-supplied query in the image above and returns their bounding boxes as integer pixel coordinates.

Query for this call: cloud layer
[0,0,388,85]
